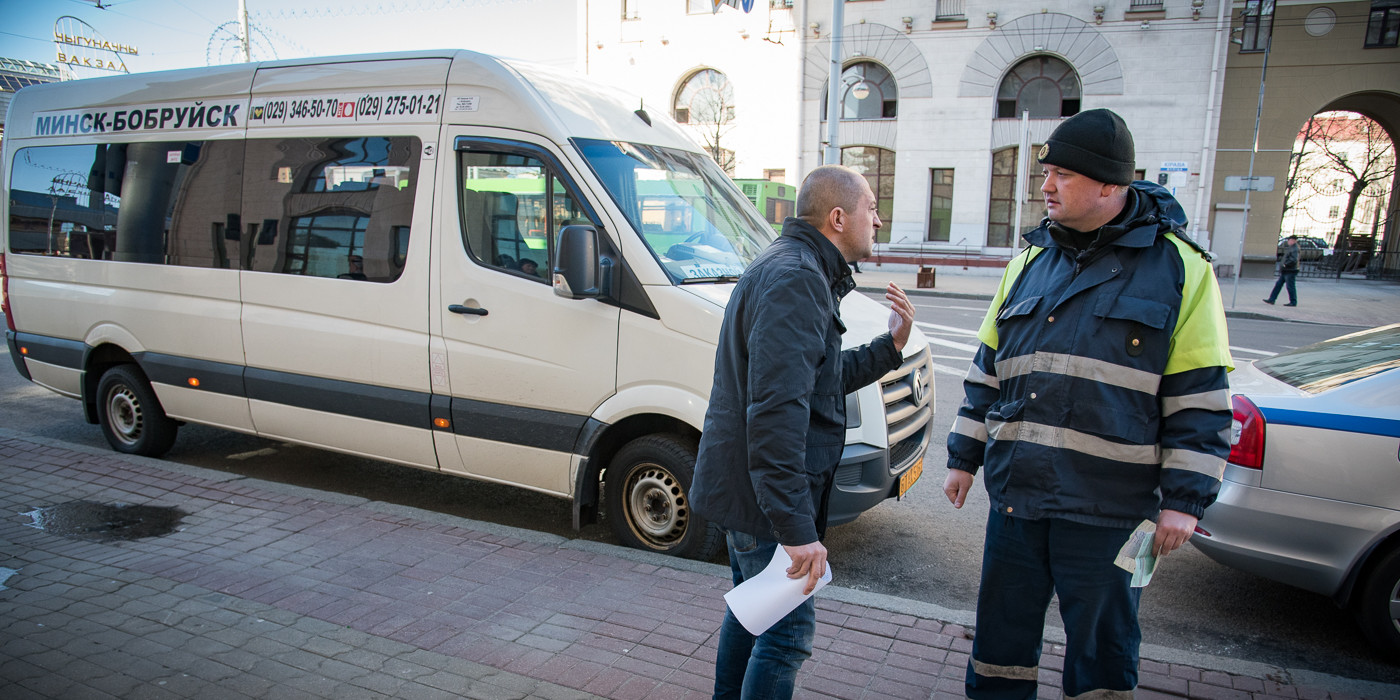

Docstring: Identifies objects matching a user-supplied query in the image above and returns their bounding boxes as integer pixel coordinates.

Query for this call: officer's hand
[783,541,829,595]
[1154,509,1198,557]
[943,469,974,509]
[886,283,916,351]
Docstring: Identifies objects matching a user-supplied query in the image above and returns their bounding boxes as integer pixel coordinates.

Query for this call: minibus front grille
[880,348,933,473]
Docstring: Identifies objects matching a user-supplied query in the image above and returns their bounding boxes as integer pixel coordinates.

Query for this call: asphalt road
[2,306,1397,687]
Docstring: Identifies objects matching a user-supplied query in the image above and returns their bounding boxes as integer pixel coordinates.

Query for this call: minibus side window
[458,150,590,281]
[7,141,243,268]
[239,136,420,282]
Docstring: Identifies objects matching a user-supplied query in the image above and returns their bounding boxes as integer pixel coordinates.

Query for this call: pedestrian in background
[942,109,1234,699]
[690,165,915,700]
[1265,235,1300,306]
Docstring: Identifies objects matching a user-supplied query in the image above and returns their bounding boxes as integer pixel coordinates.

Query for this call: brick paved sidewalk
[1,433,1393,699]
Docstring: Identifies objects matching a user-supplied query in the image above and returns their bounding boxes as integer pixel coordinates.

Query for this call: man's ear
[827,206,845,233]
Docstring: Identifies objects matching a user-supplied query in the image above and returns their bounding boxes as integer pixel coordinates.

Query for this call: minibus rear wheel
[95,364,179,457]
[606,434,722,561]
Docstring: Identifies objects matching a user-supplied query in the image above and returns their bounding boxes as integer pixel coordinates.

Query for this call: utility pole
[1230,9,1272,308]
[823,0,845,165]
[239,0,251,62]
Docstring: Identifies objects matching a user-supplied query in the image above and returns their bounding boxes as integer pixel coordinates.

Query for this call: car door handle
[448,304,488,317]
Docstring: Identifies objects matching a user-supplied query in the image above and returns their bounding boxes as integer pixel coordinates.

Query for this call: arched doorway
[1281,100,1399,280]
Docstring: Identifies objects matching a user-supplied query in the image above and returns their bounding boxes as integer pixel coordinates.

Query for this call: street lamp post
[1230,8,1273,308]
[823,0,845,165]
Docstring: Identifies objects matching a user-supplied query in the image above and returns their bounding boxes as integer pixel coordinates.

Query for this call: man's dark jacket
[1279,241,1301,273]
[691,217,902,546]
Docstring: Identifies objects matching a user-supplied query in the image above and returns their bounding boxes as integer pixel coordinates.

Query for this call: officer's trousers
[966,511,1141,700]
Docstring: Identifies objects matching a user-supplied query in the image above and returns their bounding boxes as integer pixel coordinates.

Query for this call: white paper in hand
[723,547,833,636]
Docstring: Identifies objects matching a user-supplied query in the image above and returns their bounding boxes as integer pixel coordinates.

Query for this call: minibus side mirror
[554,224,604,299]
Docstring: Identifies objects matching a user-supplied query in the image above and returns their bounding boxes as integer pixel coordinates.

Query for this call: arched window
[673,69,734,125]
[841,145,895,241]
[823,61,898,121]
[997,56,1081,119]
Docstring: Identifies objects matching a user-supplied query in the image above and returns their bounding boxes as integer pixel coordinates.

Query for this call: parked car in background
[1192,324,1400,656]
[1278,235,1330,262]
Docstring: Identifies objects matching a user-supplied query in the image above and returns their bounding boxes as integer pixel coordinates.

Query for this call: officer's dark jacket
[946,182,1234,528]
[691,217,902,546]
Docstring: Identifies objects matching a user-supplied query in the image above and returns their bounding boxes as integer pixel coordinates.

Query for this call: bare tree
[1285,112,1396,262]
[1318,114,1395,249]
[675,69,737,175]
[1281,115,1323,224]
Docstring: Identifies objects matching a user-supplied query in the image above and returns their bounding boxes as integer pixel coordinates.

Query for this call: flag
[712,0,756,13]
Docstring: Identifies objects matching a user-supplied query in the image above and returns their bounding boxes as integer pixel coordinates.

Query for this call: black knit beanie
[1037,108,1135,185]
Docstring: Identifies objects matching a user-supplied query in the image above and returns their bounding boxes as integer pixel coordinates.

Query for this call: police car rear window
[1254,324,1400,394]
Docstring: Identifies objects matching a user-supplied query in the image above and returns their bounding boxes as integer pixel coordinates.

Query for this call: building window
[841,145,895,242]
[928,169,954,242]
[1240,0,1275,52]
[935,0,966,20]
[674,68,734,125]
[823,61,898,120]
[988,148,1016,248]
[1366,0,1400,47]
[997,56,1080,119]
[987,146,1043,248]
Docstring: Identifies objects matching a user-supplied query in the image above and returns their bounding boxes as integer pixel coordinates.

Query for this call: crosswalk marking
[1229,345,1277,357]
[924,335,981,354]
[916,322,980,337]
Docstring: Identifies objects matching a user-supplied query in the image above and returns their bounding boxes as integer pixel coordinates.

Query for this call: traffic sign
[1224,176,1275,192]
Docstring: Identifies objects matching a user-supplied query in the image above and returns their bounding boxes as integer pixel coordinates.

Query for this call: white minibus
[1,50,933,559]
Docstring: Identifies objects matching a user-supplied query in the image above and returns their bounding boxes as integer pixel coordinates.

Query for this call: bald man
[691,165,916,699]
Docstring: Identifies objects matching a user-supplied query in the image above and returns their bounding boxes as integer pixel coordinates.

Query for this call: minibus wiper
[680,276,740,284]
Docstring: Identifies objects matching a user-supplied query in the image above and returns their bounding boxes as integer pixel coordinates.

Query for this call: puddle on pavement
[23,501,187,542]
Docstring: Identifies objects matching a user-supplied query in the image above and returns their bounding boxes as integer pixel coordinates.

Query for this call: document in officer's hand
[724,547,833,636]
[1114,519,1158,588]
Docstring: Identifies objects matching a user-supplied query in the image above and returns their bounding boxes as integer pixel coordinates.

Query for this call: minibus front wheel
[96,364,178,457]
[606,434,722,561]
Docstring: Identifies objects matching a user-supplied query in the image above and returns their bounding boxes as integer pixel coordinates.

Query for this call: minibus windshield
[574,139,775,284]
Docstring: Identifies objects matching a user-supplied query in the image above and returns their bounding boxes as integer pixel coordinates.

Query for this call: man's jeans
[713,531,815,700]
[1267,270,1298,305]
[966,511,1142,700]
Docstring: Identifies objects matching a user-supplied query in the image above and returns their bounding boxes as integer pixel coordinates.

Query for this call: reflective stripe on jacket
[947,182,1234,527]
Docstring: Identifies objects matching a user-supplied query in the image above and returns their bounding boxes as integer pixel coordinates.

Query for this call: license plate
[898,457,923,499]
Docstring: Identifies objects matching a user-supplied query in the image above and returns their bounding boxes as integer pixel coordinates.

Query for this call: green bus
[733,179,795,232]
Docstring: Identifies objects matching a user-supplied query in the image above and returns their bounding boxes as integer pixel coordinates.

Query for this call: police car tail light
[1,254,13,332]
[1227,394,1265,470]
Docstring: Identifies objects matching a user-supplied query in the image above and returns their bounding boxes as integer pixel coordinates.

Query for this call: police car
[1192,323,1400,657]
